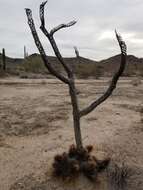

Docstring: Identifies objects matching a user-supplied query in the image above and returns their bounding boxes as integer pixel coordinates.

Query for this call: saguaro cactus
[24,46,28,59]
[2,48,6,71]
[24,46,26,59]
[25,1,127,150]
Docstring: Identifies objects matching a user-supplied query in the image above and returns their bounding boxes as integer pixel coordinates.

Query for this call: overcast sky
[0,0,143,60]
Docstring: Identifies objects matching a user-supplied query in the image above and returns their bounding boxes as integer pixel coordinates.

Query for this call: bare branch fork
[25,1,127,150]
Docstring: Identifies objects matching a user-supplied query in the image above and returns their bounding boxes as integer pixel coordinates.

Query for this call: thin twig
[50,21,77,36]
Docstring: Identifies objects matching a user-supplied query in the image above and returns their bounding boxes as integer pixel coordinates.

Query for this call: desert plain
[0,77,143,190]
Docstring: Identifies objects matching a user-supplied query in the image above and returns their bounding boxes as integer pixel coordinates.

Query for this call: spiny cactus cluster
[53,145,110,181]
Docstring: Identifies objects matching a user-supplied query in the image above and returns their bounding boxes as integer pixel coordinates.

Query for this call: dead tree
[2,48,6,71]
[74,46,80,58]
[25,1,127,150]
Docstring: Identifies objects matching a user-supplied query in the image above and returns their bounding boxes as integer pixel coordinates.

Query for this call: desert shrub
[131,78,142,86]
[41,80,47,85]
[22,56,46,73]
[0,69,6,77]
[19,72,29,79]
[107,162,132,190]
[75,63,103,79]
[52,145,110,181]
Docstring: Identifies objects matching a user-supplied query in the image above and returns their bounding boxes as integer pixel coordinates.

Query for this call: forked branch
[39,1,74,78]
[79,31,127,117]
[50,21,77,36]
[25,8,69,84]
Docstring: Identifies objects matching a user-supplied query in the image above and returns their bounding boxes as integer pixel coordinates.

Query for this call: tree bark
[69,78,82,149]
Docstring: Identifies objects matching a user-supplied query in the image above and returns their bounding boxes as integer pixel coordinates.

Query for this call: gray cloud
[0,0,143,60]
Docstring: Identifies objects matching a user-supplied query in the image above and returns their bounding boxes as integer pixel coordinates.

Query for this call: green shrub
[22,56,46,73]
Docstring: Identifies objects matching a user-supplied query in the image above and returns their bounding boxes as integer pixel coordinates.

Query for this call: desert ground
[0,77,143,190]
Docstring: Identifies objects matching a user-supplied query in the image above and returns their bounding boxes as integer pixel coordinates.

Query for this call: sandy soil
[0,78,143,190]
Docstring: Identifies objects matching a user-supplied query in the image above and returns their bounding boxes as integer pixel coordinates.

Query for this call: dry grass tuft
[107,162,132,190]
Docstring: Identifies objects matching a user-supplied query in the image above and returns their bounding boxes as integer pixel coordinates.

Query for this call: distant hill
[99,54,143,76]
[0,53,143,78]
[0,53,23,69]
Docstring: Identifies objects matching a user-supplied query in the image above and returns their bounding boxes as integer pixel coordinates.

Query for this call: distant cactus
[2,48,6,71]
[24,46,28,59]
[74,46,80,58]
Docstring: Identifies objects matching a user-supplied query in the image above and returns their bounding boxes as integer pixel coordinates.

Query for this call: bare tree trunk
[69,78,82,149]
